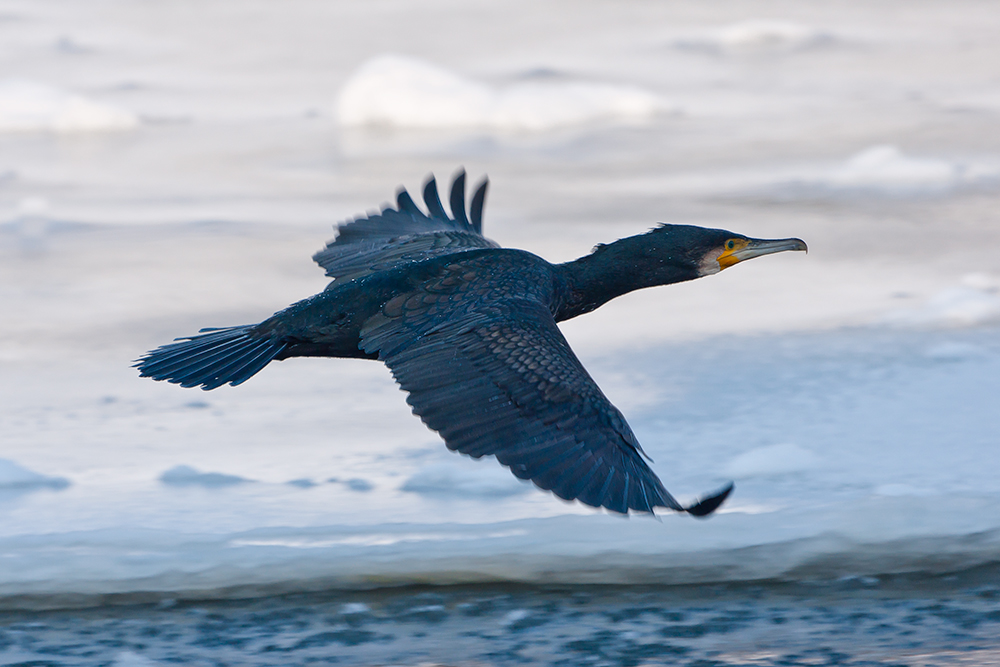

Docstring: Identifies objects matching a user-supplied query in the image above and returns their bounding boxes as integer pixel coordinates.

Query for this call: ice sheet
[1,0,999,606]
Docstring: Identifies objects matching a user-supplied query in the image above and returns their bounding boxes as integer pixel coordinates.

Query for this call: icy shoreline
[3,507,1000,607]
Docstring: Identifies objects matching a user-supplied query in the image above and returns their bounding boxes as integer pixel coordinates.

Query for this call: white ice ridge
[336,54,667,130]
[824,145,970,193]
[885,274,1000,328]
[676,19,835,53]
[776,145,1000,196]
[0,458,69,490]
[608,145,1000,199]
[0,80,138,133]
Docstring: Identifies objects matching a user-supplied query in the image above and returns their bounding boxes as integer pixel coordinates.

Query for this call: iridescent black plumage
[137,171,806,517]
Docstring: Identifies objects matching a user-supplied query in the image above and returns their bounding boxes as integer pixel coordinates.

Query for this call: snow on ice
[675,20,837,54]
[336,54,667,130]
[0,80,138,133]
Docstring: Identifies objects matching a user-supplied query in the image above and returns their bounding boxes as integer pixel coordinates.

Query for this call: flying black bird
[136,171,806,517]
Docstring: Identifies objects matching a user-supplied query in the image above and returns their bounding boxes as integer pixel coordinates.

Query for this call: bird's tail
[135,326,287,391]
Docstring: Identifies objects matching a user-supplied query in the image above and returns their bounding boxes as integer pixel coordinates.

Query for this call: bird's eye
[726,240,736,250]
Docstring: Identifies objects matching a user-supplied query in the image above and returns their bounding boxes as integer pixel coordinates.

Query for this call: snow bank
[336,55,666,130]
[0,80,138,133]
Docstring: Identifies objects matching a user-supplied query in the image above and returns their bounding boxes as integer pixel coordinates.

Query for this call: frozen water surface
[1,0,1000,663]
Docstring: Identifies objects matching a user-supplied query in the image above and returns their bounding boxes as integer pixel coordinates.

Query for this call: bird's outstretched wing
[313,171,500,284]
[360,275,731,516]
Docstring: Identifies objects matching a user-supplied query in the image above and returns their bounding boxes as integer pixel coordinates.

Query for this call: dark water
[3,566,1000,666]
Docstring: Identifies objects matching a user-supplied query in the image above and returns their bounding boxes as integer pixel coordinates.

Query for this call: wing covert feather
[361,293,684,515]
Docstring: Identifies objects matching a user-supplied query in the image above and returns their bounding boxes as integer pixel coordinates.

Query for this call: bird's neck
[553,233,699,322]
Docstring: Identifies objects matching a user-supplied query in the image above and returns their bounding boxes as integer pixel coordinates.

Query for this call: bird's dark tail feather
[683,481,734,518]
[135,326,286,391]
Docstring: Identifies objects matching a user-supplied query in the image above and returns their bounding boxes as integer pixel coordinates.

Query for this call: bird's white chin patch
[697,251,723,276]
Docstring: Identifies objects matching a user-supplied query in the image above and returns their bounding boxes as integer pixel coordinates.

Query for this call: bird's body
[137,172,806,517]
[267,247,555,362]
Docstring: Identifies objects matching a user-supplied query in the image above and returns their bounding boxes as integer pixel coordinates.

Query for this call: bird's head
[557,223,809,320]
[642,224,808,280]
[697,230,808,276]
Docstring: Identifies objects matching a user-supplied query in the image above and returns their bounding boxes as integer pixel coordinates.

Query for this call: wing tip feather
[683,481,735,518]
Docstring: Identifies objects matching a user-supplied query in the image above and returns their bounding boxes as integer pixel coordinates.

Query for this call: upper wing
[360,278,723,515]
[313,171,500,284]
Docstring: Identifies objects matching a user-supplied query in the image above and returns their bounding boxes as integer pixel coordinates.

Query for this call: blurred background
[2,0,1000,633]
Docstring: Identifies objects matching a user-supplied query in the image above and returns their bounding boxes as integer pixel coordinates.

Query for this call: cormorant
[136,171,806,517]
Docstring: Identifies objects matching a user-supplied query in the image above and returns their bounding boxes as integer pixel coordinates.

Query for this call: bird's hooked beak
[717,236,808,271]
